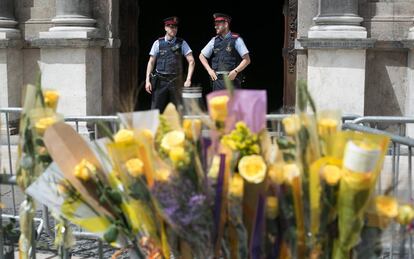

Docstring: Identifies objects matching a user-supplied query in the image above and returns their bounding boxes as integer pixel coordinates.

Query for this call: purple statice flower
[152,176,214,257]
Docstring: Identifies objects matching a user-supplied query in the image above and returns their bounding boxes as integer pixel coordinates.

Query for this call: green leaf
[37,154,52,163]
[129,181,151,201]
[35,138,45,147]
[96,121,115,141]
[103,225,118,243]
[297,80,308,112]
[108,190,122,205]
[276,137,296,149]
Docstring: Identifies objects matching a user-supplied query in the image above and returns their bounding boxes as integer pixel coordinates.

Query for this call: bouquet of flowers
[16,76,63,258]
[19,81,414,258]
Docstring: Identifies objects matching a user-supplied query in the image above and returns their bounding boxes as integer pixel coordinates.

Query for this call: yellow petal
[397,205,414,225]
[322,165,342,186]
[268,164,285,185]
[209,95,229,121]
[169,146,186,163]
[114,129,135,144]
[125,158,144,178]
[266,196,279,219]
[229,174,244,198]
[282,115,300,136]
[238,155,267,184]
[375,195,399,218]
[161,130,185,152]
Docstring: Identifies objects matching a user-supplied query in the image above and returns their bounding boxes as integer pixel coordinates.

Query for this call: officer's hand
[228,70,238,81]
[208,69,218,81]
[145,81,152,94]
[184,79,191,87]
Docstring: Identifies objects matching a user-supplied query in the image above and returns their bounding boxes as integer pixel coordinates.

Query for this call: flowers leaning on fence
[16,78,63,259]
[22,81,413,258]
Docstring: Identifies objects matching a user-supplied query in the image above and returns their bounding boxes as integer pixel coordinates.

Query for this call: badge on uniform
[226,44,232,52]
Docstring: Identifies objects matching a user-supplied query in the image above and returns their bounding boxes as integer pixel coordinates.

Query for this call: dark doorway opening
[134,0,285,113]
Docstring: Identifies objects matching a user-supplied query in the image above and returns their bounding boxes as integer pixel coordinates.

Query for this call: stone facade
[297,0,414,119]
[1,0,413,120]
[0,0,119,116]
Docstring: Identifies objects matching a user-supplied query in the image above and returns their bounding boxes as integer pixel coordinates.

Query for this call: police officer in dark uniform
[199,13,251,91]
[145,17,195,111]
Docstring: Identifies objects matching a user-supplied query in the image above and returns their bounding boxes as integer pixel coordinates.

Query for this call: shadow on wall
[364,50,407,118]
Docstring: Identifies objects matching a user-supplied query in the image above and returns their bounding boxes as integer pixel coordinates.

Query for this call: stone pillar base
[299,38,375,116]
[39,30,100,39]
[409,27,414,40]
[307,48,366,115]
[0,29,20,39]
[39,44,103,133]
[308,25,367,39]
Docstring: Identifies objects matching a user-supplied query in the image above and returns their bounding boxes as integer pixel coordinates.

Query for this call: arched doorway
[119,0,297,113]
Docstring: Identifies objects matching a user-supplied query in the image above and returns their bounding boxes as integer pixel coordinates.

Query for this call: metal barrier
[344,123,414,259]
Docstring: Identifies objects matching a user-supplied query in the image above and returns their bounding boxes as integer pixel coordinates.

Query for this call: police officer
[145,16,195,111]
[199,13,251,91]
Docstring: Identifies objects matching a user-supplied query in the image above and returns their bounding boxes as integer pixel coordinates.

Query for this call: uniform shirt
[149,36,192,57]
[201,31,249,59]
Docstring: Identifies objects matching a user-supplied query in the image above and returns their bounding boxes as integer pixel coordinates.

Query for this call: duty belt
[154,72,177,81]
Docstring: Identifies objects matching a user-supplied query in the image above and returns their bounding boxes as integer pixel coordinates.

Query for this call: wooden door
[282,0,297,109]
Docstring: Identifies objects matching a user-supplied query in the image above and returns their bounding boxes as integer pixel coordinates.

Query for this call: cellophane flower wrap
[24,82,414,259]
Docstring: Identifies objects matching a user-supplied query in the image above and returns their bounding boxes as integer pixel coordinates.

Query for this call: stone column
[0,0,22,128]
[302,0,370,116]
[37,0,104,123]
[404,24,414,137]
[0,0,20,39]
[309,0,366,38]
[40,0,99,39]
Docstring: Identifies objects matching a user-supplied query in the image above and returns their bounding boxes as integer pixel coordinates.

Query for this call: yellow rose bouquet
[16,76,63,258]
[21,81,407,259]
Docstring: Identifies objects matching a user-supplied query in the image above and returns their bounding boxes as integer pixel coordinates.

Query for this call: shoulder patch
[231,33,240,38]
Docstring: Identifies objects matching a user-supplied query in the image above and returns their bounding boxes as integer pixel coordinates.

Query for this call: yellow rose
[114,129,135,144]
[268,164,285,185]
[322,165,342,186]
[229,174,244,198]
[74,159,96,181]
[43,90,60,110]
[209,95,229,121]
[154,168,171,182]
[397,205,414,225]
[375,195,398,218]
[282,163,301,184]
[141,129,154,143]
[208,156,221,180]
[125,158,144,178]
[318,118,339,136]
[183,119,202,141]
[161,130,185,152]
[34,116,57,135]
[169,146,186,163]
[282,115,301,136]
[238,155,267,184]
[266,196,279,219]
